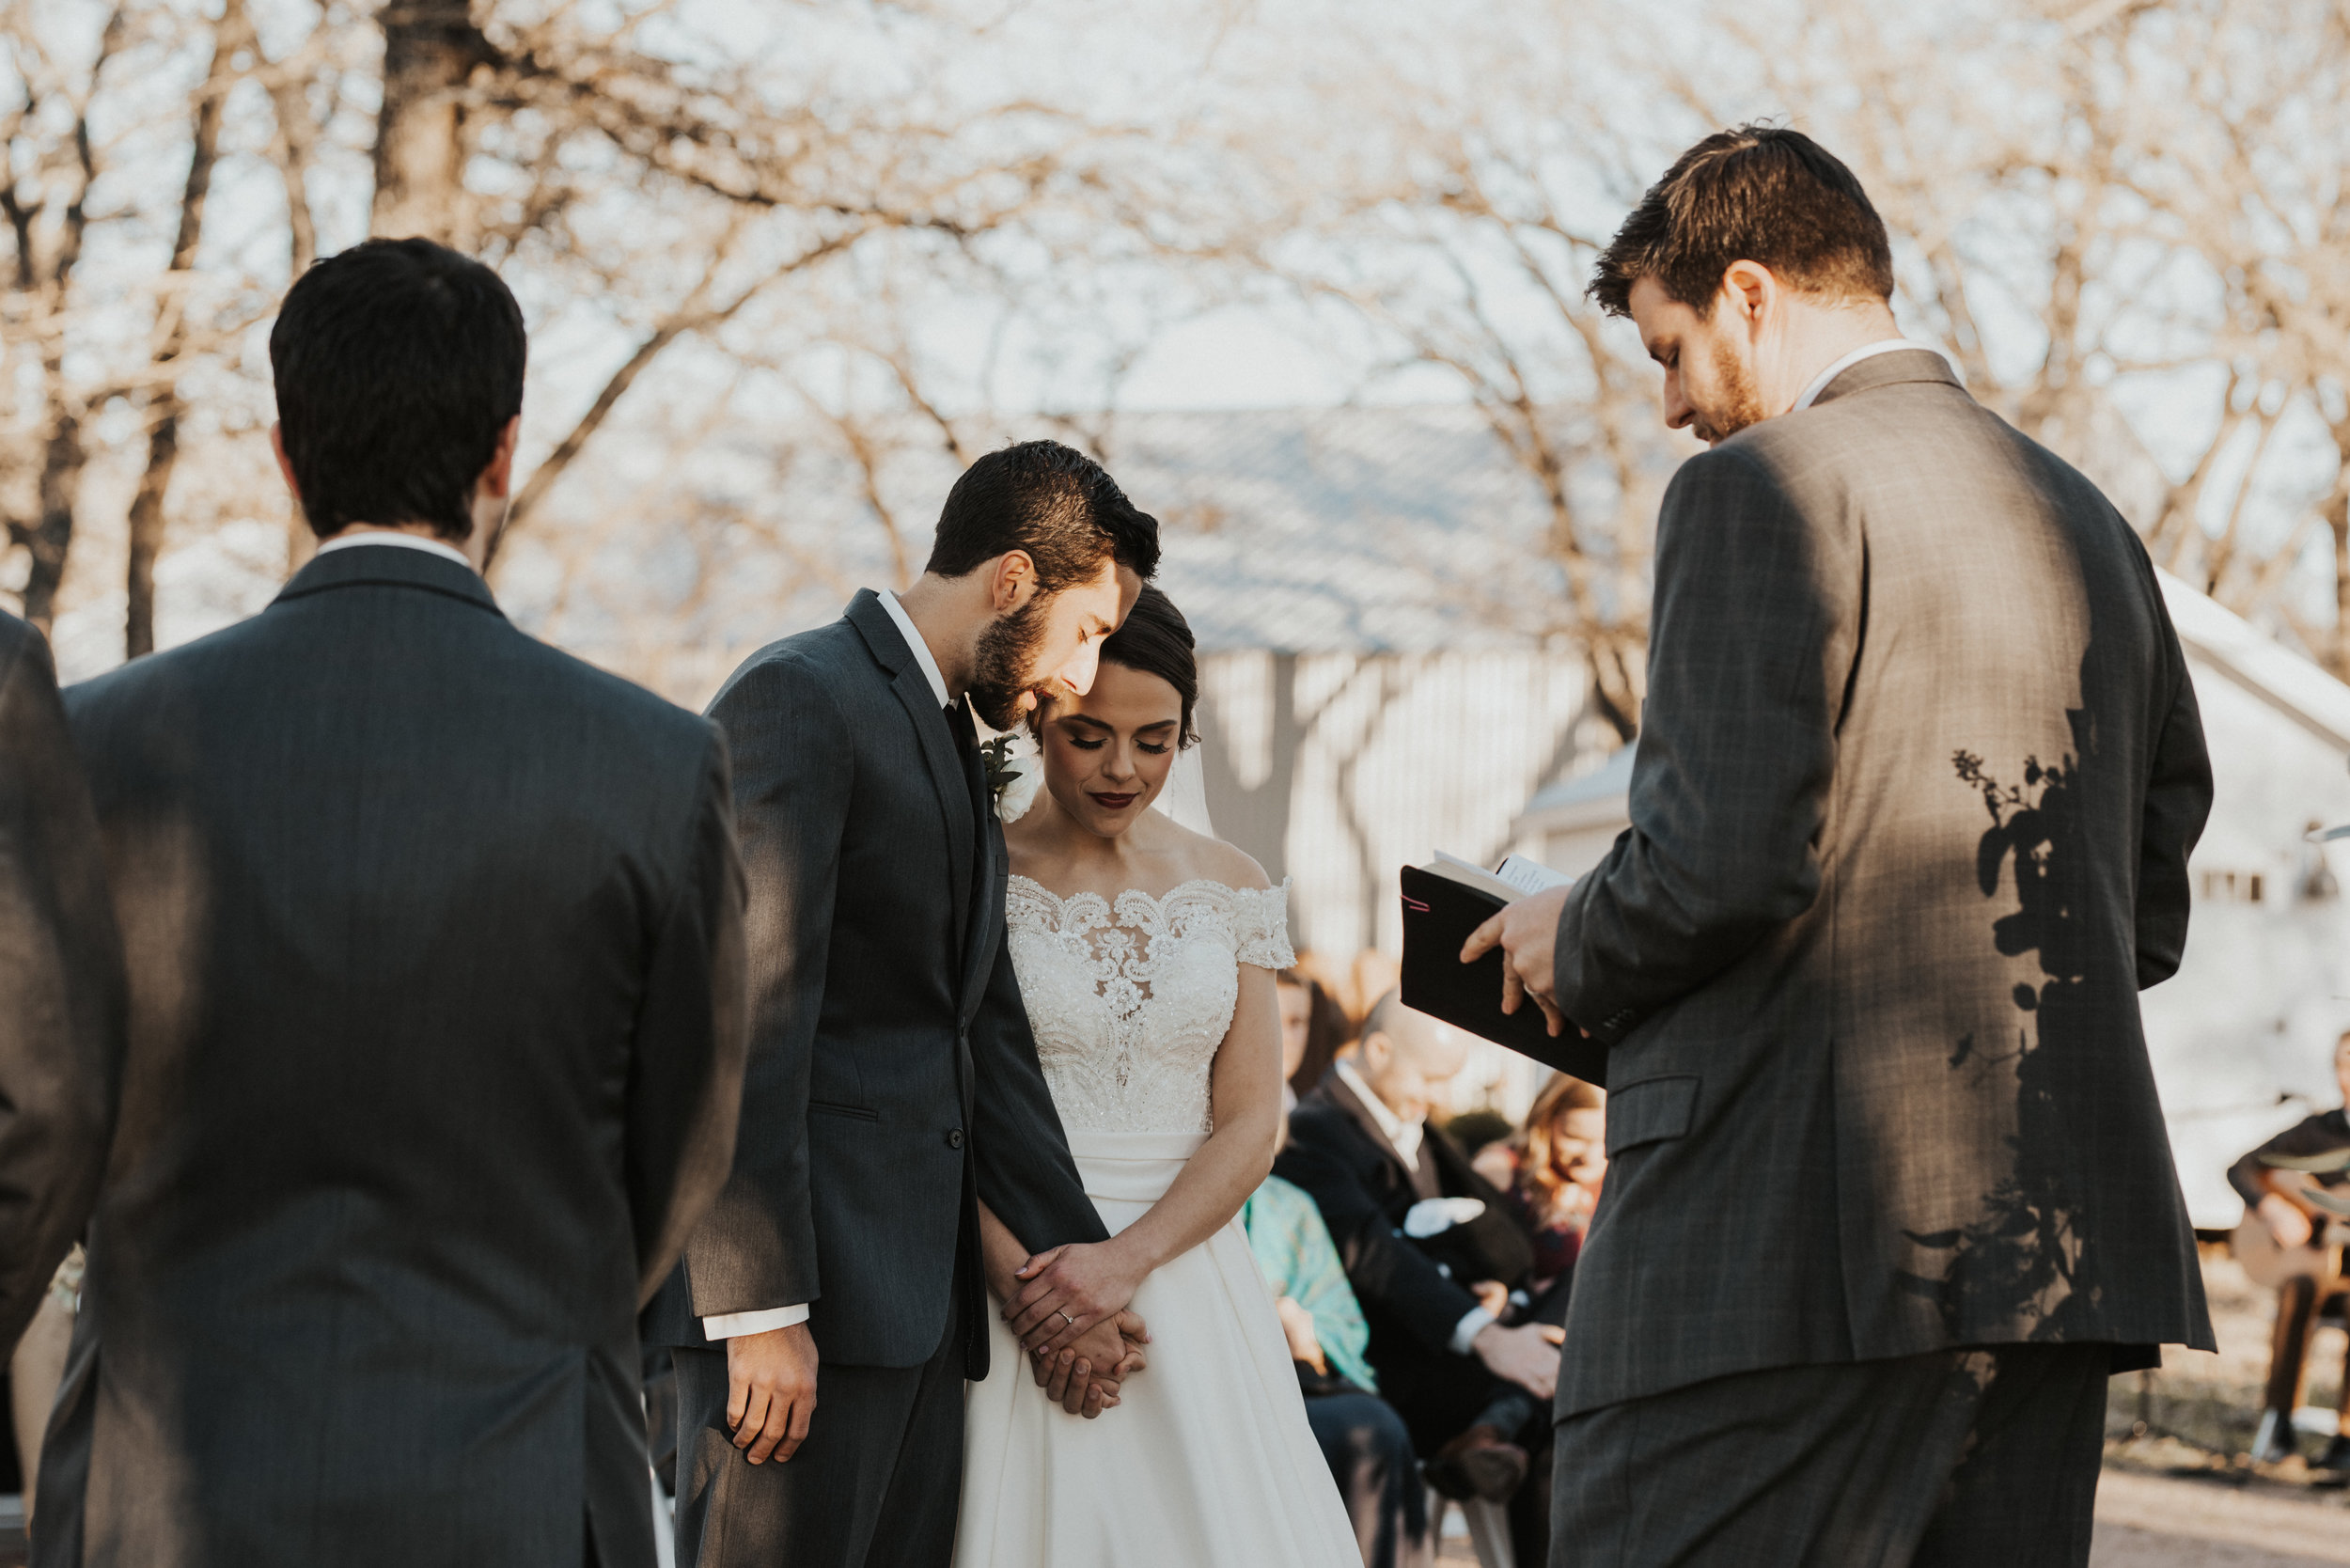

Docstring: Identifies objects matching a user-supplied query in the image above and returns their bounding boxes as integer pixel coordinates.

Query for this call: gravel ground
[2093,1466,2350,1566]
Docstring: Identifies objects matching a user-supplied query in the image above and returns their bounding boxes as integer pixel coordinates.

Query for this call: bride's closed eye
[1065,737,1170,755]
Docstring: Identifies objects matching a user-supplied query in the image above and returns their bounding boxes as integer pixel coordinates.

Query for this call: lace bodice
[1008,876,1295,1136]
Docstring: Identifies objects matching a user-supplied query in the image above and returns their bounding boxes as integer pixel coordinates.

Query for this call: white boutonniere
[980,732,1043,823]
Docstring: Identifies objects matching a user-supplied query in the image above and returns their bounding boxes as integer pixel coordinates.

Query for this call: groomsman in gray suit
[651,440,1160,1568]
[1470,127,2214,1565]
[0,612,122,1348]
[39,239,749,1568]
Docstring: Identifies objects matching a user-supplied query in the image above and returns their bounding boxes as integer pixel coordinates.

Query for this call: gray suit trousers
[672,1278,967,1568]
[1551,1343,2107,1567]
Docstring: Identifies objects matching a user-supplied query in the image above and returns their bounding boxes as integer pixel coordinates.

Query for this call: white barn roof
[1110,403,1634,656]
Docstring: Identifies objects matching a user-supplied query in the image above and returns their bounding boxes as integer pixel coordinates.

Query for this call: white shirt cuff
[701,1304,809,1341]
[1449,1306,1496,1356]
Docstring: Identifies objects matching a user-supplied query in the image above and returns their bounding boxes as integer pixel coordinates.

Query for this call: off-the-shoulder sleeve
[1233,879,1296,970]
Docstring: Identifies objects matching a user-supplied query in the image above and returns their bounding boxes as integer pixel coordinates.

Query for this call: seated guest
[1276,992,1557,1565]
[1250,978,1431,1568]
[2231,1026,2350,1467]
[1446,1107,1515,1175]
[1278,964,1355,1105]
[1500,1074,1606,1321]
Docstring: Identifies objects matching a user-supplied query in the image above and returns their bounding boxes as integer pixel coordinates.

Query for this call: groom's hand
[728,1322,819,1465]
[1035,1310,1149,1417]
[1462,886,1572,1037]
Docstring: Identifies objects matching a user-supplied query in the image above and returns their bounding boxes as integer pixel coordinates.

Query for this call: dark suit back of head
[37,240,749,1568]
[0,612,123,1348]
[270,235,526,544]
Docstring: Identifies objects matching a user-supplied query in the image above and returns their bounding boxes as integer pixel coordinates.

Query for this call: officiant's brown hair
[1588,126,1895,318]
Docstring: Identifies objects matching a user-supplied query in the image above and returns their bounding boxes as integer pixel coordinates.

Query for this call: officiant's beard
[967,598,1050,731]
[1692,341,1768,446]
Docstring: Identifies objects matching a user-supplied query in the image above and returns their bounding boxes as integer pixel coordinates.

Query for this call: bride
[955,585,1360,1566]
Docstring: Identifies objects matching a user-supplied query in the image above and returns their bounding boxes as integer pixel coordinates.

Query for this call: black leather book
[1398,863,1609,1087]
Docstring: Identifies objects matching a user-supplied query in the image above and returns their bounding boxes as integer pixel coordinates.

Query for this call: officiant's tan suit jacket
[1551,349,2216,1416]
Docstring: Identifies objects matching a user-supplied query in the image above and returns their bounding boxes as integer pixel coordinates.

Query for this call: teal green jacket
[1240,1174,1377,1393]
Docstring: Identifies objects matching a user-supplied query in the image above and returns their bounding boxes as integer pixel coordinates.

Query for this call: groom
[653,440,1161,1567]
[1471,128,2214,1563]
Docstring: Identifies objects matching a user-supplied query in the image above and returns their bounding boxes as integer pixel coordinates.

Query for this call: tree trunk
[122,409,178,655]
[20,406,85,633]
[372,0,491,244]
[1586,632,1643,744]
[125,0,242,658]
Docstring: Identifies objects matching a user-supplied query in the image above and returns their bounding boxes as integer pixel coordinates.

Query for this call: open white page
[1494,854,1572,895]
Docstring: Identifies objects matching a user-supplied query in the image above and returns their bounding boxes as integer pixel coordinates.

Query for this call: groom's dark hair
[1589,126,1894,318]
[1099,584,1198,745]
[925,439,1160,591]
[270,238,527,541]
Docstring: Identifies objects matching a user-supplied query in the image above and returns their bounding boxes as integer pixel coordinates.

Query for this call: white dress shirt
[704,589,952,1343]
[878,588,953,710]
[314,530,474,570]
[1334,1058,1493,1354]
[1335,1058,1421,1169]
[1791,338,1952,413]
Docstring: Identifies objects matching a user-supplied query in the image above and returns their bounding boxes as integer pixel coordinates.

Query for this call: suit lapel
[959,800,1003,1026]
[899,673,975,964]
[847,593,975,962]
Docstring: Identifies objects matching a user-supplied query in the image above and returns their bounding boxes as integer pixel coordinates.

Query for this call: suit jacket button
[947,1129,965,1150]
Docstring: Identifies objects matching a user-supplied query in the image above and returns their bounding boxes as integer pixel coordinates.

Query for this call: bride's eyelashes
[1062,736,1169,755]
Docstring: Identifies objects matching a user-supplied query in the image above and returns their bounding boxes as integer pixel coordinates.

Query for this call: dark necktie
[947,699,989,825]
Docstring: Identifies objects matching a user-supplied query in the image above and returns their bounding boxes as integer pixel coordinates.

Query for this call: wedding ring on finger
[1058,1309,1076,1328]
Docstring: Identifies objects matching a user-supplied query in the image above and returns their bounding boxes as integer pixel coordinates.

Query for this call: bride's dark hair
[1096,584,1198,747]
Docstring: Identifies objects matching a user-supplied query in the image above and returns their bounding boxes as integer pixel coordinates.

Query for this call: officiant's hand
[727,1322,819,1465]
[1462,886,1573,1037]
[1008,1239,1148,1356]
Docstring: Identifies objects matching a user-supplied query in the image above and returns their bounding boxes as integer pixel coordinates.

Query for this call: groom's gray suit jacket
[39,545,748,1568]
[1551,351,2216,1416]
[645,589,1106,1374]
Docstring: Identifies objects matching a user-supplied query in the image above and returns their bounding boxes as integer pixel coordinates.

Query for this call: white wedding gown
[954,875,1361,1567]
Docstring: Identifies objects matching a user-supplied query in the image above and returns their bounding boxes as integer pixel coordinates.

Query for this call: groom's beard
[1692,341,1768,446]
[966,597,1051,731]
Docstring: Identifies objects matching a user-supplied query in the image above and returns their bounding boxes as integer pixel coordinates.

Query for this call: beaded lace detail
[1007,876,1294,1136]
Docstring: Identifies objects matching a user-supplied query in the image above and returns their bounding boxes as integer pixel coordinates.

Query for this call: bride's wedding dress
[954,875,1361,1566]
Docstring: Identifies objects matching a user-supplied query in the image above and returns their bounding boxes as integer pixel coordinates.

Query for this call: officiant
[1276,992,1557,1566]
[1465,126,2213,1563]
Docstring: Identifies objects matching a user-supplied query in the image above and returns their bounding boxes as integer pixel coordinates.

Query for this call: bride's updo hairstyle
[1092,584,1198,747]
